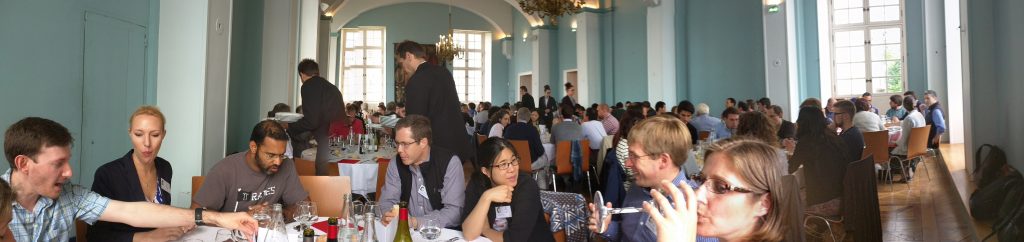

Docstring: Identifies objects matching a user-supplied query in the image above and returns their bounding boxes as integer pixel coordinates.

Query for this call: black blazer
[290,76,346,140]
[538,96,556,114]
[520,93,536,110]
[405,62,473,160]
[560,95,575,109]
[89,150,173,242]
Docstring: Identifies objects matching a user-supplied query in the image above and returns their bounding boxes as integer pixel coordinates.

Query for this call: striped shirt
[2,169,111,242]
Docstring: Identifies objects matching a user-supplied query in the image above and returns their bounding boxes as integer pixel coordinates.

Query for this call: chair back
[698,130,711,141]
[555,140,590,175]
[907,125,931,160]
[508,139,534,173]
[376,158,390,201]
[76,220,88,242]
[540,191,589,242]
[862,130,890,164]
[842,156,882,241]
[779,174,806,242]
[596,135,615,174]
[298,176,351,217]
[294,158,340,176]
[191,176,205,202]
[545,212,567,242]
[477,134,487,144]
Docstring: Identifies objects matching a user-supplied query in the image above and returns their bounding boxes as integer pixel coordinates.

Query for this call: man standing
[289,59,346,176]
[380,115,465,228]
[538,85,557,127]
[520,86,536,111]
[194,120,310,219]
[395,40,473,161]
[3,117,257,241]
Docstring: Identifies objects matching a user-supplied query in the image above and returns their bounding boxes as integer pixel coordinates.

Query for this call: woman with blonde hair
[646,138,789,242]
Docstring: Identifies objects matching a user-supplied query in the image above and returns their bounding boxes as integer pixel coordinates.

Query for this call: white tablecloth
[302,148,395,196]
[177,217,490,242]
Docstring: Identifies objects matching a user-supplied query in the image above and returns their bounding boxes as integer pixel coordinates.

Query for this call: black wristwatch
[195,208,205,226]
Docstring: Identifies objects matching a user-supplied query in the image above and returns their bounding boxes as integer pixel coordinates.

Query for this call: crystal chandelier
[436,0,463,64]
[518,0,586,26]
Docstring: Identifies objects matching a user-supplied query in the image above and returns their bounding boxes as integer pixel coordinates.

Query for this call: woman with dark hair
[462,138,554,242]
[735,112,779,147]
[487,110,511,138]
[789,107,852,216]
[613,103,646,190]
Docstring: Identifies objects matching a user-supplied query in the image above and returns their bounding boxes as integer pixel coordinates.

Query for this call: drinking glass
[365,202,379,221]
[305,202,318,227]
[418,218,441,241]
[351,201,365,226]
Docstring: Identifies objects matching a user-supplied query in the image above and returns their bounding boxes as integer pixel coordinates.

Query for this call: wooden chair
[779,174,805,242]
[476,134,487,144]
[191,176,205,202]
[906,125,932,181]
[552,140,592,194]
[862,130,895,191]
[294,158,340,176]
[804,156,881,241]
[76,220,88,242]
[376,158,390,201]
[298,176,351,217]
[508,139,534,174]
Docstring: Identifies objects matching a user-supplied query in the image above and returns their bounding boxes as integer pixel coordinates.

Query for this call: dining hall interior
[1,0,1023,241]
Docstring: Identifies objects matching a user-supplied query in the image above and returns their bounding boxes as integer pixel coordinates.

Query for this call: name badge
[418,184,430,199]
[159,178,171,193]
[495,206,512,219]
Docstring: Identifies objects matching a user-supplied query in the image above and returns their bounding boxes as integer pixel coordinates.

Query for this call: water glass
[418,218,441,241]
[351,201,365,224]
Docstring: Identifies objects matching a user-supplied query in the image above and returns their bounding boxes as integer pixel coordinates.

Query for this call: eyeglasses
[491,158,521,171]
[694,175,756,195]
[626,152,658,162]
[396,139,422,149]
[259,150,285,161]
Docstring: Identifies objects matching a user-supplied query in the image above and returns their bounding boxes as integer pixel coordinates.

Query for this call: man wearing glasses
[380,115,466,228]
[587,115,717,242]
[193,120,310,221]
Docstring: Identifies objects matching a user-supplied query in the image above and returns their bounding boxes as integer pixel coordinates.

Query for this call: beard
[255,149,279,175]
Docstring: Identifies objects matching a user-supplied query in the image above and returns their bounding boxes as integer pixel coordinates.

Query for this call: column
[646,0,676,104]
[577,11,602,104]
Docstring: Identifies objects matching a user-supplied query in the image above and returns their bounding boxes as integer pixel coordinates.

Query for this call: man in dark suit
[520,85,536,111]
[395,40,473,162]
[289,59,346,175]
[538,85,557,128]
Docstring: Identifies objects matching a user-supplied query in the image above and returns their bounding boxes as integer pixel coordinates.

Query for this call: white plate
[275,112,303,123]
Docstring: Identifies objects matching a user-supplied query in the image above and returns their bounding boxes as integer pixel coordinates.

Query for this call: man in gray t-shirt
[193,121,309,218]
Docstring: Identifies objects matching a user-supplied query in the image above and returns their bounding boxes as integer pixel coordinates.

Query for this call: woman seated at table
[89,106,191,241]
[645,138,789,242]
[788,107,852,216]
[487,110,511,138]
[330,103,366,140]
[462,137,554,242]
[2,180,15,242]
[735,111,788,174]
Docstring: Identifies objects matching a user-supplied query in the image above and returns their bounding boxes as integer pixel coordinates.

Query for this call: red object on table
[312,220,330,233]
[339,159,360,164]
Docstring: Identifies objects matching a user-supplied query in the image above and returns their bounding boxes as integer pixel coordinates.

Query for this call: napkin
[340,159,360,164]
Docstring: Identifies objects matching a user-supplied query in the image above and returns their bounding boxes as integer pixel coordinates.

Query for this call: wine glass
[351,201,365,224]
[231,229,250,242]
[306,202,319,227]
[293,201,311,230]
[419,218,441,241]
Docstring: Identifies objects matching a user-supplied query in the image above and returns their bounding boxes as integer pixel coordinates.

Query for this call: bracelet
[195,208,205,226]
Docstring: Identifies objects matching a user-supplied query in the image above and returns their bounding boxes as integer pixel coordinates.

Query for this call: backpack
[971,173,1023,220]
[974,144,1008,189]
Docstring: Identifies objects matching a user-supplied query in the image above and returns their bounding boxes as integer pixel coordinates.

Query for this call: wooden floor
[873,143,983,242]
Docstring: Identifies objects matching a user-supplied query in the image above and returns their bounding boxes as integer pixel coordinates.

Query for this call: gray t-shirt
[194,152,309,212]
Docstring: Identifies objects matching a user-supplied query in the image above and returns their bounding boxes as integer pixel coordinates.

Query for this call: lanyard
[154,179,166,204]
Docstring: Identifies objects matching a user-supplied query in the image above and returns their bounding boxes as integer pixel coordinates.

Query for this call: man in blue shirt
[715,107,741,139]
[588,116,716,242]
[690,103,723,139]
[3,117,257,242]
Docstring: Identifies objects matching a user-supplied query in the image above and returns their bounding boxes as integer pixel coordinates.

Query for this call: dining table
[176,216,491,242]
[302,147,397,196]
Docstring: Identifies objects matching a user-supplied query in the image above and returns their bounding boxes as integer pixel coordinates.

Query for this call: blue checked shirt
[600,170,718,242]
[2,169,110,242]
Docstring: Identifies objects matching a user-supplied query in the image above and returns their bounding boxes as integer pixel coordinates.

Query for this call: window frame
[450,29,492,104]
[827,0,907,98]
[339,26,387,105]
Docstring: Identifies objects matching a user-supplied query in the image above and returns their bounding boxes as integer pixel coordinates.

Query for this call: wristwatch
[195,208,205,226]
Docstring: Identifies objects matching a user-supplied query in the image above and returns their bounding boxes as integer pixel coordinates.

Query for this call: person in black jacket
[289,59,346,175]
[561,82,576,110]
[89,106,185,242]
[519,86,536,111]
[462,137,554,242]
[537,85,557,128]
[396,40,473,162]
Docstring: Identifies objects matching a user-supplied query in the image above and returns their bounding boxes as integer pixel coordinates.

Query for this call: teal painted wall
[905,0,928,94]
[795,0,820,101]
[968,0,1024,172]
[344,2,510,103]
[555,15,578,100]
[227,0,265,154]
[0,0,157,178]
[510,12,533,101]
[601,0,648,103]
[680,0,766,114]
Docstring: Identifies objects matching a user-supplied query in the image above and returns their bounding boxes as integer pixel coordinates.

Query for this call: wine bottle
[393,202,413,242]
[326,217,338,242]
[302,228,315,242]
